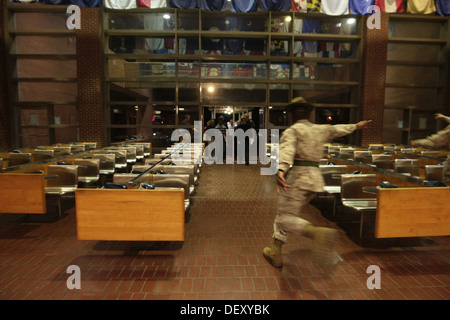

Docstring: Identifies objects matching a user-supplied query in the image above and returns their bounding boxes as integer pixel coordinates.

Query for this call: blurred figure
[411,113,450,186]
[263,97,372,269]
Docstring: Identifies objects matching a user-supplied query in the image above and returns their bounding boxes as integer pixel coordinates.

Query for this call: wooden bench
[0,173,46,214]
[75,143,199,241]
[376,187,450,238]
[0,142,145,215]
[75,188,185,241]
[326,156,449,238]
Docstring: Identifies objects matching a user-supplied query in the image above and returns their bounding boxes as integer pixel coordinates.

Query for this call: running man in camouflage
[263,97,372,269]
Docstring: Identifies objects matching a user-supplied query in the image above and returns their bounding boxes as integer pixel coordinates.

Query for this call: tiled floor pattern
[0,163,449,300]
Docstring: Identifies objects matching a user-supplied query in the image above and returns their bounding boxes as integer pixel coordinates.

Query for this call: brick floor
[0,163,449,300]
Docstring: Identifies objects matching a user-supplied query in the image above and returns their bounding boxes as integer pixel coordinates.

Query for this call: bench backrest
[425,165,444,181]
[372,154,394,170]
[8,153,32,167]
[319,165,348,186]
[92,154,116,172]
[46,165,78,188]
[341,174,377,200]
[339,148,355,160]
[74,158,100,178]
[394,159,419,176]
[354,151,372,164]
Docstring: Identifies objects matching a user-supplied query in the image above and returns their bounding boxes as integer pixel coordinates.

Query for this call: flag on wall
[349,0,375,15]
[260,0,291,11]
[406,0,436,14]
[104,0,138,9]
[320,0,349,15]
[436,0,450,16]
[374,0,404,13]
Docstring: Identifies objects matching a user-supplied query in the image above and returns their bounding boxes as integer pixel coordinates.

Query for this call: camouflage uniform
[274,120,359,242]
[413,117,450,186]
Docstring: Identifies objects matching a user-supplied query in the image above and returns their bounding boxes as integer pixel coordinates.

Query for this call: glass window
[178,106,200,126]
[108,36,176,55]
[389,21,443,40]
[12,12,69,30]
[387,43,442,62]
[15,59,77,79]
[178,82,199,102]
[270,62,290,79]
[178,12,199,30]
[113,81,176,101]
[12,36,76,55]
[179,37,199,55]
[384,88,438,108]
[108,12,175,30]
[20,127,49,147]
[53,105,78,125]
[18,82,77,102]
[200,62,267,79]
[299,17,359,35]
[386,65,440,87]
[201,83,266,103]
[293,84,354,104]
[269,84,289,103]
[268,106,288,127]
[293,62,358,81]
[55,127,78,144]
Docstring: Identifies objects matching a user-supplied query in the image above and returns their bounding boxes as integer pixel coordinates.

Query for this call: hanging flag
[349,0,375,15]
[230,0,258,12]
[436,0,450,16]
[374,0,404,13]
[104,0,138,9]
[169,0,199,9]
[199,0,228,11]
[260,0,291,11]
[406,0,436,14]
[291,0,307,12]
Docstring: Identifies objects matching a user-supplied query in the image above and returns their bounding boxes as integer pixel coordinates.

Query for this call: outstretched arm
[328,120,372,140]
[435,113,450,124]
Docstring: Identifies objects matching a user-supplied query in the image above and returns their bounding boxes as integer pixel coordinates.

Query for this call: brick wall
[76,8,105,148]
[0,2,10,150]
[359,13,389,146]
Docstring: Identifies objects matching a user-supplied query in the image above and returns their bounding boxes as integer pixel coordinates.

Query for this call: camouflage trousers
[273,186,316,243]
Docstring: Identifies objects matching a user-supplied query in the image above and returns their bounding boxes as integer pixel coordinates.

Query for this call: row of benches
[75,144,203,241]
[0,141,204,242]
[316,153,449,239]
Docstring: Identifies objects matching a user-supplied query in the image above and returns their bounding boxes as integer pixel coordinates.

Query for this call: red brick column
[0,2,10,150]
[76,8,105,148]
[359,13,389,146]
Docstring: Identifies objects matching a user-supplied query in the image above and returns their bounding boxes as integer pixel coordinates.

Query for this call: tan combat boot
[304,225,338,268]
[263,239,284,268]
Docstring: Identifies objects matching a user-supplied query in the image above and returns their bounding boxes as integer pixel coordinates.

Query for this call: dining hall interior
[0,0,449,301]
